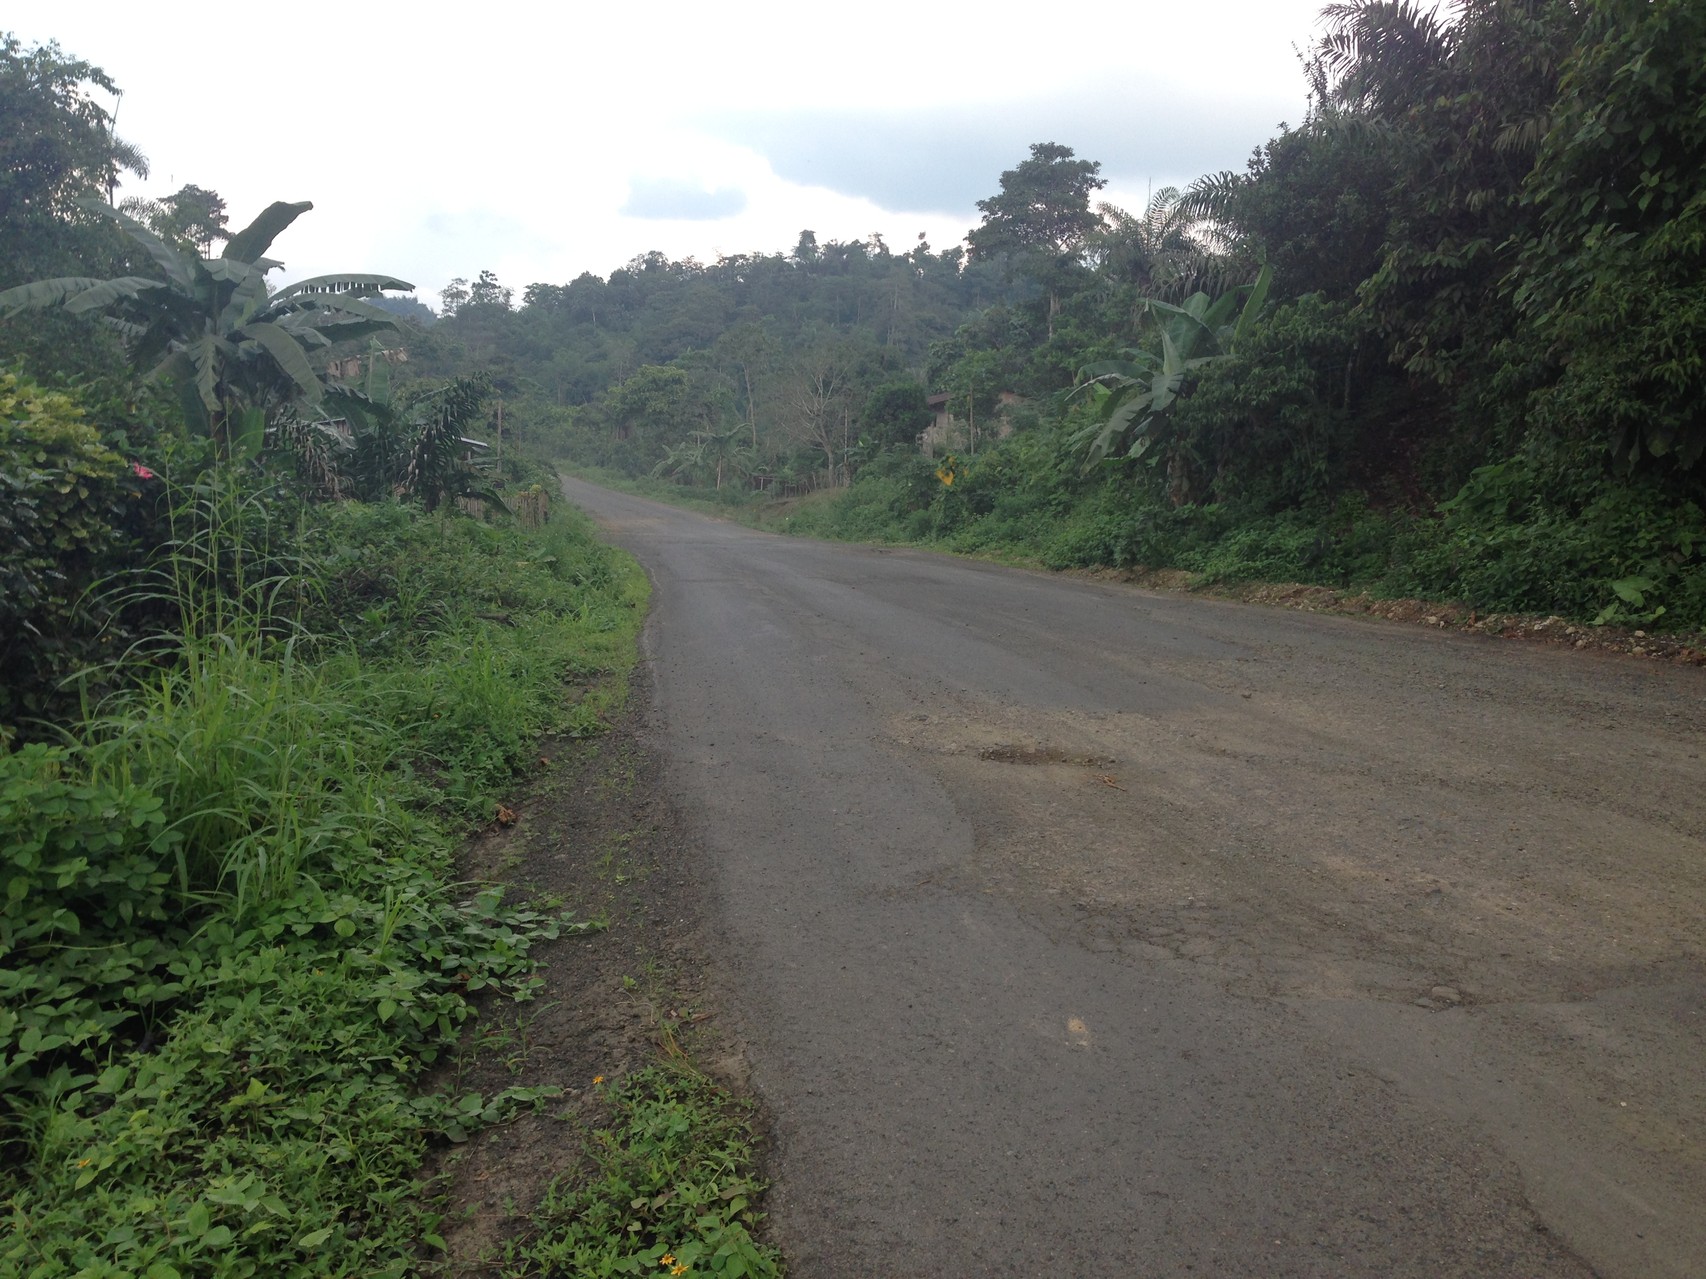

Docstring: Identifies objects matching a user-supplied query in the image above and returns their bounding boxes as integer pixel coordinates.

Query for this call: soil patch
[420,677,761,1274]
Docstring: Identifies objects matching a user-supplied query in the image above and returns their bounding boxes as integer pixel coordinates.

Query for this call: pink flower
[131,462,156,480]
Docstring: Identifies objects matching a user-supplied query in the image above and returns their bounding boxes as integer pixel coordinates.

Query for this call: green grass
[505,1066,782,1279]
[1,492,648,1277]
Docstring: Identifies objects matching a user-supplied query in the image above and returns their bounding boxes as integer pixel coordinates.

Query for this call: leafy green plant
[509,1066,782,1278]
[0,743,179,1106]
[2,494,648,1275]
[0,198,410,457]
[1072,265,1272,471]
[0,371,149,730]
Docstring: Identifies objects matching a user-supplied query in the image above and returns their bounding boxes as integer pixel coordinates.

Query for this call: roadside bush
[1393,452,1706,626]
[0,744,179,1108]
[2,498,644,1276]
[0,373,159,732]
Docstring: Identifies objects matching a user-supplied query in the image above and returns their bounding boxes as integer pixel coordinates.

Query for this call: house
[919,391,1024,457]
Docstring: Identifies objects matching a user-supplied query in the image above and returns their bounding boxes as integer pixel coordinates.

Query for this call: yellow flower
[593,1075,605,1085]
[671,1267,688,1277]
[659,1255,675,1267]
[76,1158,91,1168]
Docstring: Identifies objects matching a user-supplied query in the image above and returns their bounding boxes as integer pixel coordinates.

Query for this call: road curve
[563,476,1706,1279]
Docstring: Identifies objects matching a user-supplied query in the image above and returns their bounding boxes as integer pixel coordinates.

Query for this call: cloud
[697,76,1299,214]
[621,178,749,221]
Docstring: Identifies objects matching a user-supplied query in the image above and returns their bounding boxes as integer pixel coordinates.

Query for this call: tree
[468,268,512,309]
[859,380,931,449]
[786,344,863,476]
[440,277,471,315]
[601,363,706,473]
[713,321,774,449]
[119,183,229,256]
[1513,0,1706,468]
[1073,265,1273,497]
[967,142,1105,335]
[0,36,149,378]
[398,376,505,512]
[652,423,751,490]
[0,199,412,456]
[0,35,146,280]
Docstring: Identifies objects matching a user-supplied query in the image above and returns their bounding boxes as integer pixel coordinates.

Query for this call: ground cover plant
[1,477,649,1277]
[507,1066,781,1279]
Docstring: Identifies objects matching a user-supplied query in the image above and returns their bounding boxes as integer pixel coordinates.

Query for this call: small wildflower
[130,462,156,480]
[593,1075,605,1085]
[671,1266,687,1276]
[76,1158,91,1168]
[659,1255,675,1267]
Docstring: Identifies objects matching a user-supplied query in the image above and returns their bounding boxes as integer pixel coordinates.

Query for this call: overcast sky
[12,0,1331,307]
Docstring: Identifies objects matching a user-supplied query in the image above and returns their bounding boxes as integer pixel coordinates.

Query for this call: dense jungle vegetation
[0,31,777,1279]
[417,0,1706,630]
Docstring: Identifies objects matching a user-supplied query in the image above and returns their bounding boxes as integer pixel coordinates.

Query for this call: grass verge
[0,494,649,1277]
[506,1066,780,1279]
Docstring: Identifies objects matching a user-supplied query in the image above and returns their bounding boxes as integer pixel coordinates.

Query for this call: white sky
[11,0,1330,306]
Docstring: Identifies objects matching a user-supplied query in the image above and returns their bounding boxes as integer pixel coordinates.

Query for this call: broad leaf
[230,407,267,460]
[222,201,313,264]
[217,269,271,331]
[273,273,414,301]
[1230,265,1273,350]
[77,200,195,292]
[276,293,406,325]
[289,316,401,348]
[237,322,323,403]
[187,336,223,413]
[64,277,167,314]
[204,258,266,286]
[0,277,111,316]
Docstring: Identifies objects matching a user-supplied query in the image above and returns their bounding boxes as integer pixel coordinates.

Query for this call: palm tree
[0,198,410,457]
[1318,0,1455,118]
[1089,188,1206,297]
[697,424,752,491]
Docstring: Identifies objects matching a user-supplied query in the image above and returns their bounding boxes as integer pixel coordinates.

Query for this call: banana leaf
[274,273,413,301]
[64,277,167,314]
[238,322,323,403]
[222,201,313,265]
[0,276,110,316]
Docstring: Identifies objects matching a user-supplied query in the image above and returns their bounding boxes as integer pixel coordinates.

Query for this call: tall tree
[119,183,229,256]
[1513,0,1706,468]
[0,35,148,377]
[0,35,146,279]
[967,142,1106,336]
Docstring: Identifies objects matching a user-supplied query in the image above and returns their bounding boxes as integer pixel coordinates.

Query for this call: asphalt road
[563,477,1706,1279]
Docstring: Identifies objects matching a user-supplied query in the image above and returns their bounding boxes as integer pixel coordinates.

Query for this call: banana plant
[0,199,411,458]
[1072,264,1271,467]
[328,353,510,514]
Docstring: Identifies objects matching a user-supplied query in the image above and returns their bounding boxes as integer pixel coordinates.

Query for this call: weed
[505,1066,782,1278]
[2,496,649,1275]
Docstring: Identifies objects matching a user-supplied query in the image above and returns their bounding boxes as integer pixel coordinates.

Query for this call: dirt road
[563,477,1705,1278]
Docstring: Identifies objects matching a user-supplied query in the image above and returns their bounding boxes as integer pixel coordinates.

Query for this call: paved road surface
[564,477,1706,1278]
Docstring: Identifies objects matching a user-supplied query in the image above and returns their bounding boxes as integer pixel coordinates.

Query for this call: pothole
[978,744,1116,768]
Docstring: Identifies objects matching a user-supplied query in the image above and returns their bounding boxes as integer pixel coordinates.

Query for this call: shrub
[0,373,154,732]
